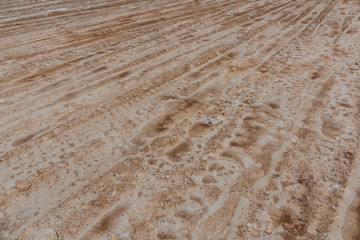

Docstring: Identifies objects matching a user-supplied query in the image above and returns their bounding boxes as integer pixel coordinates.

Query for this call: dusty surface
[0,0,360,239]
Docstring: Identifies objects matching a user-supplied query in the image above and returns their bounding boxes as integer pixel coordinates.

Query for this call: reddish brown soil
[1,0,359,239]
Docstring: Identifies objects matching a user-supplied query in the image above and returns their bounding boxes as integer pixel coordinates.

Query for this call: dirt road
[1,0,359,239]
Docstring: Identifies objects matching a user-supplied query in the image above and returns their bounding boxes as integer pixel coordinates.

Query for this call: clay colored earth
[0,0,360,239]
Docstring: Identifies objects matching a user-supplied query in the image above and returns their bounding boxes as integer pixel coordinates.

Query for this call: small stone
[265,223,273,234]
[248,228,253,232]
[205,117,219,125]
[346,152,353,159]
[15,180,31,191]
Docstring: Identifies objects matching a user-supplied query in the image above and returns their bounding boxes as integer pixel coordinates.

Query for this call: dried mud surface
[0,0,360,239]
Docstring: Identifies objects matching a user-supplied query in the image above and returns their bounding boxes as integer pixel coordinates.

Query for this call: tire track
[0,1,298,134]
[1,0,359,239]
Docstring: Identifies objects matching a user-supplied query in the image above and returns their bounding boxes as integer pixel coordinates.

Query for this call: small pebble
[15,180,31,191]
[245,99,252,104]
[265,223,273,234]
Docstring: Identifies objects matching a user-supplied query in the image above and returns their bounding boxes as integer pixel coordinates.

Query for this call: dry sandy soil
[1,0,360,239]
